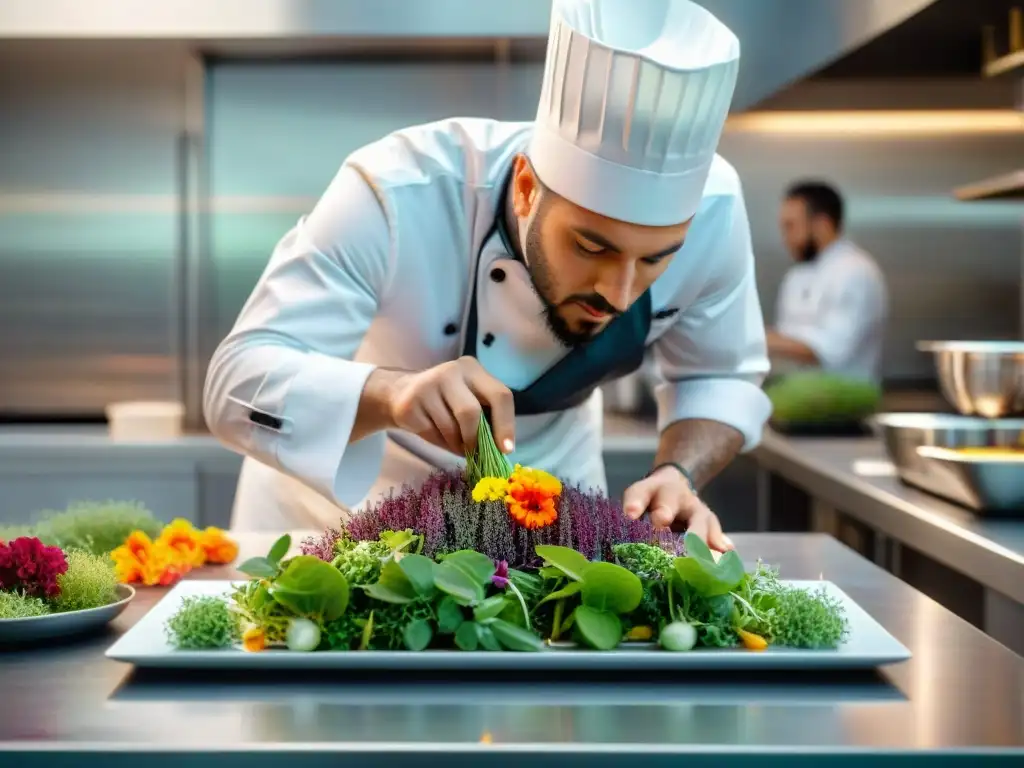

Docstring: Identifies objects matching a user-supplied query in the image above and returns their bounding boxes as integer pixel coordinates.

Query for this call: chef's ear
[511,154,541,217]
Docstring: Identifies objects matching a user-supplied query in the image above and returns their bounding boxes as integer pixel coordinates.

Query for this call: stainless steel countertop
[754,432,1024,603]
[1,531,1021,763]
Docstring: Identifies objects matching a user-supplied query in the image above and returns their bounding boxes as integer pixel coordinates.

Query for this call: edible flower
[110,531,189,587]
[0,536,68,598]
[199,526,239,564]
[472,477,509,503]
[491,560,509,589]
[736,628,768,651]
[505,464,561,530]
[242,625,267,652]
[625,625,654,641]
[156,518,207,567]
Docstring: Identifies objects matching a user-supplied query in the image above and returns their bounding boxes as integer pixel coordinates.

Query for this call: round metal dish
[917,340,1024,418]
[872,412,1024,513]
[0,583,135,644]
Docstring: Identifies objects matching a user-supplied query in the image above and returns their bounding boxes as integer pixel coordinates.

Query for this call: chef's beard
[522,214,615,348]
[798,238,820,262]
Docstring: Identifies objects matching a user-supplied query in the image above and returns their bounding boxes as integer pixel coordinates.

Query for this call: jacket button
[490,267,506,282]
[443,323,458,336]
[482,333,495,347]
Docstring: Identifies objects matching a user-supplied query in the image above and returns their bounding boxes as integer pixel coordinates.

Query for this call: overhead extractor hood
[0,0,938,111]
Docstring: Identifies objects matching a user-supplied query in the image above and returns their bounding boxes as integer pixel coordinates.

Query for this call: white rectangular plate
[106,579,911,671]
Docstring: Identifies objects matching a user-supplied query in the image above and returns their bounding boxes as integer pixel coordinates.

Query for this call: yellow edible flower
[242,625,267,652]
[472,477,509,503]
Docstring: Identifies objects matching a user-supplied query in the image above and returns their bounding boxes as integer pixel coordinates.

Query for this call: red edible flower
[0,536,69,598]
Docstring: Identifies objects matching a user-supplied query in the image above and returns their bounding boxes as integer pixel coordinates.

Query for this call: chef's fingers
[684,506,711,545]
[421,390,465,455]
[648,484,679,530]
[622,477,656,520]
[706,514,733,553]
[440,377,483,454]
[463,369,515,453]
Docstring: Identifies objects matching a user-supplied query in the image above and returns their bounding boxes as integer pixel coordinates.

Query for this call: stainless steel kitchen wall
[0,45,1020,419]
[0,42,190,418]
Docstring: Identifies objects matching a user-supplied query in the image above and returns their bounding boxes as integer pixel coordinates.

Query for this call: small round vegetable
[286,617,322,652]
[659,621,698,652]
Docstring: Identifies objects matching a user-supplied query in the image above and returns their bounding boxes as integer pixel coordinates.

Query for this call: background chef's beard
[523,218,603,348]
[799,237,820,262]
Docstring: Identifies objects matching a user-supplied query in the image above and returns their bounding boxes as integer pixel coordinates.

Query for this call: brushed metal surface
[873,412,1024,512]
[919,341,1024,418]
[754,431,1024,603]
[1,532,1022,760]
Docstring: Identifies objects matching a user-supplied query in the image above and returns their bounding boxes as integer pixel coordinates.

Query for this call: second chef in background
[767,181,889,383]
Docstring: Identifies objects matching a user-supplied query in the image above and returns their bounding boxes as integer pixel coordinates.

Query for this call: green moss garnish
[0,590,50,619]
[166,595,238,649]
[51,549,120,613]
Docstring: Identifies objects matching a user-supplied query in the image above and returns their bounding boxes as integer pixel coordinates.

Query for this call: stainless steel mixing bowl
[917,340,1024,418]
[871,412,1024,512]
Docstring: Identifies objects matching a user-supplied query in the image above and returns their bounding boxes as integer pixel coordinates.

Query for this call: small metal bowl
[918,340,1024,418]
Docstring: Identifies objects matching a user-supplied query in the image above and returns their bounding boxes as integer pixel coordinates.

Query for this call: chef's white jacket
[774,239,888,382]
[203,117,772,531]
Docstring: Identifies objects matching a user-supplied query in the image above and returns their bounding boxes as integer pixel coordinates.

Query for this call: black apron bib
[462,190,653,417]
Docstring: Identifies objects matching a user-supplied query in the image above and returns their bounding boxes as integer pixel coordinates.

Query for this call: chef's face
[779,196,820,262]
[510,155,690,347]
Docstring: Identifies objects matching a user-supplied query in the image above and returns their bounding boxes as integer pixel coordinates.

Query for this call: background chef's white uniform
[774,239,889,382]
[203,0,774,532]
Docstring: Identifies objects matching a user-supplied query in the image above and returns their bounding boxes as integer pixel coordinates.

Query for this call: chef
[203,0,773,552]
[767,180,889,382]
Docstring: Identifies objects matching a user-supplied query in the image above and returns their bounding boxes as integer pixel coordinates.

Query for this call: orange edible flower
[156,518,207,568]
[111,531,190,587]
[736,628,768,651]
[505,463,561,530]
[199,526,238,564]
[242,626,266,652]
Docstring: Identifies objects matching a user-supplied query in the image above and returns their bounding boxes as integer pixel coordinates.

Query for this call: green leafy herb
[464,413,513,486]
[673,532,745,597]
[612,542,675,579]
[580,562,643,614]
[573,605,622,650]
[165,595,237,649]
[436,596,465,634]
[238,533,291,579]
[362,559,418,604]
[535,545,590,582]
[403,618,434,651]
[489,618,544,651]
[270,555,349,621]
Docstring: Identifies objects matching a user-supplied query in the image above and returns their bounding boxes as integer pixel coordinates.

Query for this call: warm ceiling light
[725,110,1024,136]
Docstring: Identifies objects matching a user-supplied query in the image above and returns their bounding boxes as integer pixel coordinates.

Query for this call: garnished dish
[160,418,850,655]
[163,530,848,655]
[0,501,238,643]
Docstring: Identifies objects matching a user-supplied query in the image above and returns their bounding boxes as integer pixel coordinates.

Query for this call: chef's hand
[622,465,734,552]
[387,356,515,456]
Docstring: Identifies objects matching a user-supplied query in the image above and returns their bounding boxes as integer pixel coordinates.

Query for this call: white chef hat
[527,0,740,227]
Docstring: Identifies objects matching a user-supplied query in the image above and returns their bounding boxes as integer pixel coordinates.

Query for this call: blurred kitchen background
[1,0,1022,520]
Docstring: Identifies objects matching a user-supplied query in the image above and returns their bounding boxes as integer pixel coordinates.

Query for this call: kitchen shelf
[953,169,1024,201]
[984,47,1024,78]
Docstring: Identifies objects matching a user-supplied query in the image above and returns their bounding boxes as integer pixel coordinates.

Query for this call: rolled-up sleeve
[650,187,772,451]
[203,164,393,507]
